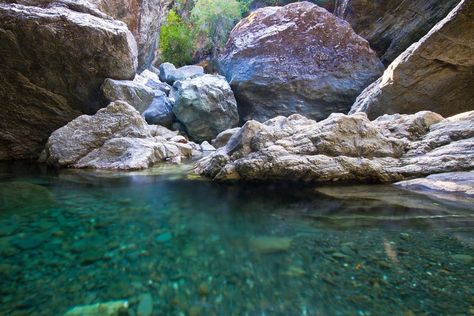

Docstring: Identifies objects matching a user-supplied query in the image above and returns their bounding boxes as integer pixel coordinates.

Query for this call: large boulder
[0,2,137,160]
[218,1,384,123]
[194,110,474,183]
[7,0,172,70]
[350,0,474,120]
[173,75,239,142]
[42,101,196,169]
[249,0,459,65]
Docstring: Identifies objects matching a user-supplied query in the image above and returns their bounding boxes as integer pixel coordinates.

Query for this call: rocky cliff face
[219,2,384,123]
[0,2,137,160]
[350,0,474,119]
[340,0,459,65]
[90,0,172,70]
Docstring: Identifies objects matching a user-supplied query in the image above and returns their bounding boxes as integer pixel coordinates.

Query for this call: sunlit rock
[195,110,474,183]
[42,102,197,169]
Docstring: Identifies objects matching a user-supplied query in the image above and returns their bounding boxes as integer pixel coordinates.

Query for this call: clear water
[1,162,473,316]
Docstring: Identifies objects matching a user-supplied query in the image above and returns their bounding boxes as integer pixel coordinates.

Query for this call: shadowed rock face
[350,0,474,120]
[336,0,460,65]
[0,2,137,160]
[218,1,384,123]
[194,110,474,183]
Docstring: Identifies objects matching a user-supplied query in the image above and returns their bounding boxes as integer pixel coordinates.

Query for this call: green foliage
[159,10,194,67]
[191,0,242,55]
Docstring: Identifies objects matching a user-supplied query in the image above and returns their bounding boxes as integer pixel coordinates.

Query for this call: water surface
[1,162,473,315]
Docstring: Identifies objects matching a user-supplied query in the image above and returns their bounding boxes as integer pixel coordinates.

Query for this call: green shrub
[191,0,242,56]
[159,10,194,67]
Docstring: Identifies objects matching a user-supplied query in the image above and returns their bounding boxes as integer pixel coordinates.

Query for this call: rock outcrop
[0,2,137,160]
[42,101,196,169]
[173,75,239,142]
[350,0,474,119]
[218,1,384,122]
[194,110,474,183]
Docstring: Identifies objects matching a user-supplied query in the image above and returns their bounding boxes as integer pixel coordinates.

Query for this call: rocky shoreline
[1,0,472,193]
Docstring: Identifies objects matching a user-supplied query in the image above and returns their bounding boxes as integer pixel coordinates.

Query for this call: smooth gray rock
[101,79,154,113]
[135,69,172,95]
[194,110,474,183]
[0,2,137,160]
[218,2,384,122]
[159,62,204,85]
[42,101,196,169]
[173,75,239,142]
[350,0,474,119]
[211,127,240,149]
[200,141,216,151]
[395,171,474,198]
[143,91,174,128]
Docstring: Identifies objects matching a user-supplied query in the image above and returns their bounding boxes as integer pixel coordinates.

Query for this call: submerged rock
[0,2,137,160]
[63,300,128,316]
[249,236,292,254]
[159,62,204,85]
[173,75,239,142]
[350,0,474,119]
[0,182,54,212]
[137,293,153,316]
[218,1,384,122]
[194,110,474,183]
[42,101,197,169]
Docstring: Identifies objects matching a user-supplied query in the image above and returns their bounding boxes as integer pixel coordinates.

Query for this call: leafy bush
[191,0,242,56]
[158,10,194,67]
